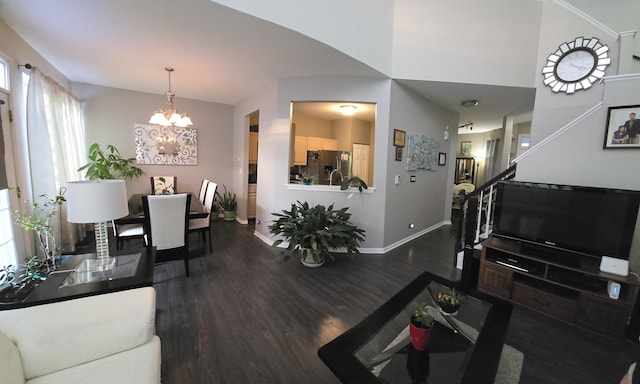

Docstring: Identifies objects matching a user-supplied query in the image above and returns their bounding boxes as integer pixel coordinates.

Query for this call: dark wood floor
[118,219,640,384]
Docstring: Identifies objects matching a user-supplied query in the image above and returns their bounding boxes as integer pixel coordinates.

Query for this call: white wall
[516,1,639,191]
[211,0,395,76]
[72,83,235,198]
[391,0,542,87]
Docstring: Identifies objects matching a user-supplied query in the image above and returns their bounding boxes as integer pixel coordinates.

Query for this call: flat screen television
[493,181,640,260]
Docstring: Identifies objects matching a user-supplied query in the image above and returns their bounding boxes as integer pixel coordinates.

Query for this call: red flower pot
[409,316,433,351]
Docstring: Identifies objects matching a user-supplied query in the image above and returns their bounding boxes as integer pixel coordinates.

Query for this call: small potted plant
[409,302,434,351]
[217,185,237,221]
[11,187,66,272]
[340,176,368,192]
[436,287,461,315]
[300,171,314,185]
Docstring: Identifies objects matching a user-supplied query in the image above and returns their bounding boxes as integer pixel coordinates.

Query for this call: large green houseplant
[268,201,365,267]
[77,143,143,180]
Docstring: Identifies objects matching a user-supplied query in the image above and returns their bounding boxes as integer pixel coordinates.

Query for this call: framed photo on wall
[395,146,403,161]
[394,129,406,147]
[604,105,640,149]
[438,152,446,166]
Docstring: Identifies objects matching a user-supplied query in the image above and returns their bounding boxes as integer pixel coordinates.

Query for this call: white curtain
[26,68,86,252]
[483,139,501,180]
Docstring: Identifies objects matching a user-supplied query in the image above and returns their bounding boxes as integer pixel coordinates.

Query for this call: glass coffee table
[318,272,512,384]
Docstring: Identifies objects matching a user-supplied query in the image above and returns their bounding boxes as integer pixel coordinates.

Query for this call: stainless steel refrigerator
[306,150,352,185]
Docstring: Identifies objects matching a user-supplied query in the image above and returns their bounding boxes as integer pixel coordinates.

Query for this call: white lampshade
[66,180,129,223]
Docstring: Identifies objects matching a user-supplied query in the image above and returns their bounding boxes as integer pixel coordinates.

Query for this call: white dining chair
[142,193,191,276]
[112,220,145,250]
[198,178,210,204]
[190,181,217,252]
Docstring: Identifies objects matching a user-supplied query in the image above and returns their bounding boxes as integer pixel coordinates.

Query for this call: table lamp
[66,180,129,269]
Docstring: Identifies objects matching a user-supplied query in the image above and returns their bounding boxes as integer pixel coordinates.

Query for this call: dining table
[114,192,208,225]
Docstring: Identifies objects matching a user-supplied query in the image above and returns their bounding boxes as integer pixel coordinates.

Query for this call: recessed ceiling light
[461,99,479,108]
[340,105,357,116]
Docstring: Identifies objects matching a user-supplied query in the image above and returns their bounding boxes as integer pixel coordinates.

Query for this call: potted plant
[300,171,315,185]
[340,176,368,192]
[77,143,143,180]
[154,176,175,195]
[409,302,434,351]
[0,256,49,303]
[267,201,366,267]
[436,287,461,315]
[11,187,66,272]
[2,187,66,303]
[217,185,237,221]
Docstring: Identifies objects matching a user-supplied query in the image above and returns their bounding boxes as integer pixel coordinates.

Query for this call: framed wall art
[603,105,640,149]
[460,141,472,156]
[394,129,406,147]
[134,123,198,165]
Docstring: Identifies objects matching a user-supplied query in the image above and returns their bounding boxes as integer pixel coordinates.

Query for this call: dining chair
[142,193,191,277]
[198,178,210,204]
[150,176,177,195]
[189,181,217,252]
[112,220,145,250]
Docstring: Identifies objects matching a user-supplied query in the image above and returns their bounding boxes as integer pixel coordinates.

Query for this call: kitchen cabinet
[307,137,338,151]
[247,184,257,218]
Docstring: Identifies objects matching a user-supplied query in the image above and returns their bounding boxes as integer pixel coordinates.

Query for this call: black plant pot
[437,296,461,314]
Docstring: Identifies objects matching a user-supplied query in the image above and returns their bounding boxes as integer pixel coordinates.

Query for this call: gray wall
[384,82,459,247]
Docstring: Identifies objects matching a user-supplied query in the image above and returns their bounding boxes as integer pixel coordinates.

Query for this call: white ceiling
[0,0,537,133]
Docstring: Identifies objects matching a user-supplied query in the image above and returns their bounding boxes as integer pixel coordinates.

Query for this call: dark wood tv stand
[478,236,640,338]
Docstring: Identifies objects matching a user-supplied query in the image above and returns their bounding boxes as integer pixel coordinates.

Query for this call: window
[0,57,8,91]
[0,189,16,269]
[290,101,376,187]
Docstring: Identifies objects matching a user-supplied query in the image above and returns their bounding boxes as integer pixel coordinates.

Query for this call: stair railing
[459,163,517,289]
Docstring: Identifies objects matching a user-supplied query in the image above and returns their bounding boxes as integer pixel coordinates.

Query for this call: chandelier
[149,67,193,128]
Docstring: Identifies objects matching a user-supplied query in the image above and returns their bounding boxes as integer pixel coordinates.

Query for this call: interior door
[352,143,369,184]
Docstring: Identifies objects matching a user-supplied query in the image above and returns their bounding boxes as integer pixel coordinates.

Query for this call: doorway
[352,143,370,185]
[247,111,259,220]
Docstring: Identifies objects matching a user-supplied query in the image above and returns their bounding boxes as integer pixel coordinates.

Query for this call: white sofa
[0,287,160,384]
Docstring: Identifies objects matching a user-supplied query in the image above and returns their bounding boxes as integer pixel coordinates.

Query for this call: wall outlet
[256,219,261,225]
[410,175,416,182]
[394,175,400,185]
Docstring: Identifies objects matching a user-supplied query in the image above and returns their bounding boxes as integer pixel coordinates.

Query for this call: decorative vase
[409,315,433,351]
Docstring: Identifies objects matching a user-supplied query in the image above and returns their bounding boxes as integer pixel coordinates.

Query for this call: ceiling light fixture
[149,67,193,128]
[461,99,479,108]
[340,105,357,116]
